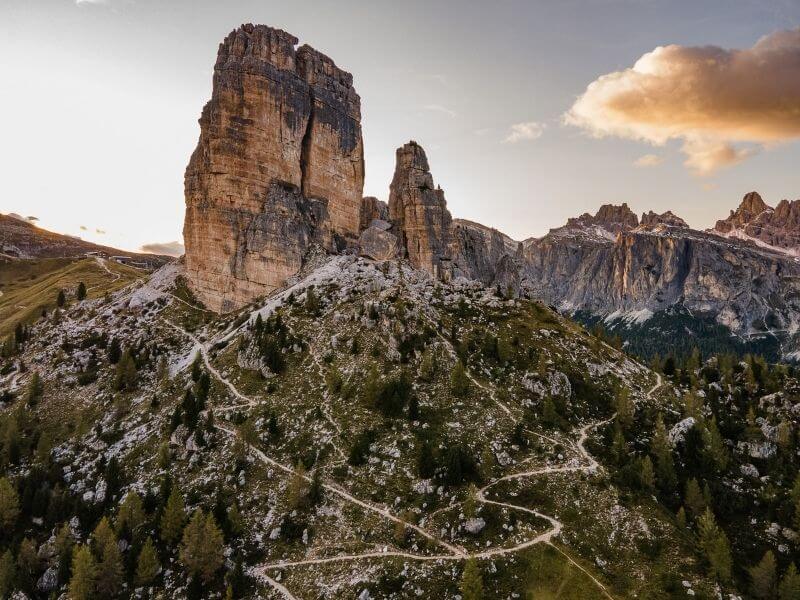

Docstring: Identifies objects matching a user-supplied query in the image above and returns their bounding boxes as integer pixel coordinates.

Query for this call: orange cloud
[565,28,800,175]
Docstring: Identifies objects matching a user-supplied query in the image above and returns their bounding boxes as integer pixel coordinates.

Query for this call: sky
[1,0,800,254]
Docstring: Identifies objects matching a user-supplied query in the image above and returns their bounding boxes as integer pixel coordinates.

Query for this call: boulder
[359,225,400,261]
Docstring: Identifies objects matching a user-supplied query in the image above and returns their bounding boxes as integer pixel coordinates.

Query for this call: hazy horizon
[2,0,800,254]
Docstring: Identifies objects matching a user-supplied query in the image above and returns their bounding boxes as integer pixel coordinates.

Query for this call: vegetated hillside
[1,252,792,599]
[0,213,170,266]
[0,256,144,339]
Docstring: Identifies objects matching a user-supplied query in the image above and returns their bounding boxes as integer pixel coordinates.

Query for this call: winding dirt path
[166,316,664,599]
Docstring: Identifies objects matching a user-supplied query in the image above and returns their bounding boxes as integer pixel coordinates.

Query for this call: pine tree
[25,372,43,406]
[750,550,778,600]
[304,286,320,315]
[611,425,627,465]
[705,417,729,472]
[117,491,145,539]
[450,360,470,397]
[93,518,123,597]
[69,545,97,600]
[464,483,478,519]
[542,396,558,428]
[417,440,436,479]
[651,414,677,491]
[0,476,20,529]
[362,365,381,408]
[76,282,87,301]
[0,549,15,598]
[160,487,186,546]
[639,456,655,491]
[136,537,161,586]
[676,507,687,528]
[287,462,309,510]
[780,563,800,600]
[696,508,732,583]
[419,348,437,382]
[684,478,705,518]
[114,349,138,391]
[461,558,484,600]
[615,386,635,430]
[227,503,244,537]
[179,511,225,584]
[57,289,66,308]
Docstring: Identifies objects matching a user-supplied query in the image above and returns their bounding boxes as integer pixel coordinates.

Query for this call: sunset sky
[2,0,800,254]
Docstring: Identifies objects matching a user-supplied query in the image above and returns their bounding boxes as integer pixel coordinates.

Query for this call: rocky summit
[713,191,800,253]
[183,24,364,313]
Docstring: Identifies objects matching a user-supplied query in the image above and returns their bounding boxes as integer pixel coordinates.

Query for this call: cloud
[633,154,664,168]
[140,241,184,257]
[565,28,800,174]
[423,104,457,118]
[75,0,109,4]
[95,228,106,235]
[504,121,545,143]
[79,225,88,231]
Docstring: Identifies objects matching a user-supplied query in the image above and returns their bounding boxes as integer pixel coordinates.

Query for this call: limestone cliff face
[388,142,453,278]
[713,192,800,252]
[183,24,364,312]
[450,219,521,289]
[359,196,389,231]
[521,216,800,337]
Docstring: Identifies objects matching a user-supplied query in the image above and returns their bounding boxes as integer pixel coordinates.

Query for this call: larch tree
[461,558,484,600]
[69,545,96,600]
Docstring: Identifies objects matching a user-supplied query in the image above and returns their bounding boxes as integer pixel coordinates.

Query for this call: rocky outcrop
[639,211,688,230]
[450,219,520,288]
[713,192,800,252]
[183,24,364,312]
[388,142,453,279]
[359,197,389,232]
[358,220,399,261]
[564,203,639,235]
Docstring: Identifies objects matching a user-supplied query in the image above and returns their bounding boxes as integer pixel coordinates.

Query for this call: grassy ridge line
[0,257,142,335]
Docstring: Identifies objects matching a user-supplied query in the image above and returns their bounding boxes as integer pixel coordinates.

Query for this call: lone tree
[179,510,225,584]
[57,289,66,308]
[450,360,470,397]
[76,282,87,301]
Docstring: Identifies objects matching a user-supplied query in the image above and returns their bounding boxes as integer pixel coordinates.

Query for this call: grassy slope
[0,257,143,336]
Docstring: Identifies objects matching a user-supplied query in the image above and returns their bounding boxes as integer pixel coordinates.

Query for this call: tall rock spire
[183,24,364,312]
[388,141,453,279]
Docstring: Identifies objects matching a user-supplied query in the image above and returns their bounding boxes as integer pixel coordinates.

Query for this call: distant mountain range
[0,213,171,268]
[518,192,800,361]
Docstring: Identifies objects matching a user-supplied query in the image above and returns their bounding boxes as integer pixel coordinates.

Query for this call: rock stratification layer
[388,142,453,279]
[183,24,364,312]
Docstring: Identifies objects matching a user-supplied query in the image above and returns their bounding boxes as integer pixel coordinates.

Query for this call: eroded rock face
[713,192,800,251]
[450,219,520,289]
[183,24,364,312]
[389,142,453,278]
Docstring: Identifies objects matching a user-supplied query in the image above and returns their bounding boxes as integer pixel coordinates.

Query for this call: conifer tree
[417,440,436,479]
[179,511,224,584]
[779,563,800,600]
[0,550,15,598]
[160,487,186,546]
[0,476,20,529]
[750,550,778,600]
[93,517,123,598]
[57,289,66,308]
[651,415,677,491]
[117,491,145,539]
[69,545,96,600]
[114,349,138,391]
[76,282,87,301]
[684,478,705,518]
[615,386,635,430]
[450,360,470,397]
[639,456,655,491]
[136,537,161,586]
[107,337,121,364]
[25,372,43,406]
[287,462,308,510]
[696,508,732,583]
[705,417,729,472]
[461,558,484,600]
